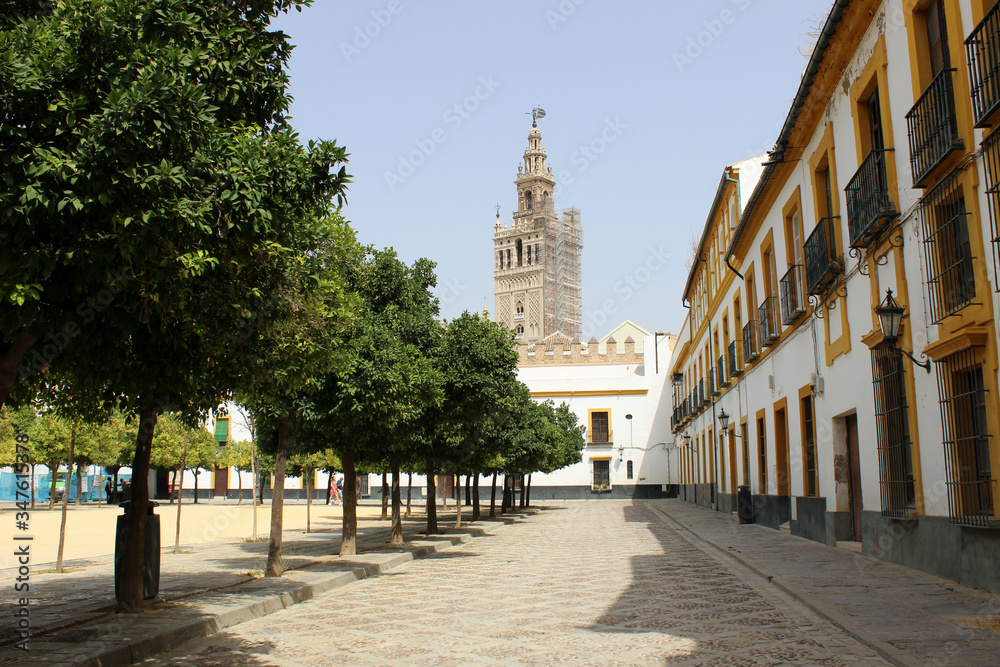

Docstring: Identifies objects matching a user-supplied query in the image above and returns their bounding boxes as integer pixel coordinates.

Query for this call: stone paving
[650,499,1000,667]
[145,502,888,666]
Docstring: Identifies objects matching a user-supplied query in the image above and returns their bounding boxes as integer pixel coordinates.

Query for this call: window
[590,411,610,443]
[937,347,994,526]
[920,170,976,322]
[498,250,504,270]
[757,415,768,494]
[516,239,523,267]
[593,459,610,488]
[626,460,633,480]
[848,86,898,247]
[213,416,230,444]
[535,243,541,263]
[871,343,915,516]
[527,244,532,264]
[802,395,818,498]
[515,324,524,338]
[981,129,1000,288]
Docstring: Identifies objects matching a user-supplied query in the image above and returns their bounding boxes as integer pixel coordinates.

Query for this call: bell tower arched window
[515,324,524,338]
[516,239,523,267]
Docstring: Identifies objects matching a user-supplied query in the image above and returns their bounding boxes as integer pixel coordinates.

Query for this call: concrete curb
[28,515,525,667]
[645,502,915,667]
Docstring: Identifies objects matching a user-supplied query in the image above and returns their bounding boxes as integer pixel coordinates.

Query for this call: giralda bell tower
[493,109,582,344]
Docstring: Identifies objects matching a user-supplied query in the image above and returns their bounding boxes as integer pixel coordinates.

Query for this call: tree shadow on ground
[586,502,863,665]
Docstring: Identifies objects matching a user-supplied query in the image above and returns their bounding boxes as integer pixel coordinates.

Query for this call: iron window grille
[966,1,1000,128]
[718,354,730,388]
[804,217,843,295]
[871,342,916,517]
[936,347,995,527]
[906,68,963,188]
[919,169,977,323]
[979,129,1000,291]
[802,395,818,498]
[743,321,760,363]
[758,296,780,347]
[592,459,611,488]
[728,340,743,377]
[591,411,610,444]
[846,149,898,248]
[779,264,806,325]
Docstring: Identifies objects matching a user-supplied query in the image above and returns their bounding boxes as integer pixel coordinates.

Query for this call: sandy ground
[0,498,409,569]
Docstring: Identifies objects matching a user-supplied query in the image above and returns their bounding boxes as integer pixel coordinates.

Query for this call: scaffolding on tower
[543,207,583,340]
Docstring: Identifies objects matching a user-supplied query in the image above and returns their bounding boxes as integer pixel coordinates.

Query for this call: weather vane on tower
[527,106,546,127]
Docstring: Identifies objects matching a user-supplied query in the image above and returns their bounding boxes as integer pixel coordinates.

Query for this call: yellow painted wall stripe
[529,389,648,398]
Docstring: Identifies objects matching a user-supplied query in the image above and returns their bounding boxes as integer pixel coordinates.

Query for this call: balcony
[709,367,719,397]
[758,296,780,348]
[779,264,806,325]
[742,321,759,364]
[514,311,524,320]
[728,340,743,377]
[906,68,963,188]
[966,2,1000,128]
[804,217,843,295]
[846,149,898,248]
[699,379,709,406]
[717,354,730,388]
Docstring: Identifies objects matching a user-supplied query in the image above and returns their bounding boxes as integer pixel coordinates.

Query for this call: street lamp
[718,408,729,431]
[875,289,930,373]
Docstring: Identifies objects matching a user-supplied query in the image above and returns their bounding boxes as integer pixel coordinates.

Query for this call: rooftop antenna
[527,106,546,127]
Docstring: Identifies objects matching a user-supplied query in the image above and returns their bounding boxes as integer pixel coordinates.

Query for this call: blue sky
[273,0,834,337]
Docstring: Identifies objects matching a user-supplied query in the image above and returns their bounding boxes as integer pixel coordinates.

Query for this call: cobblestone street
[147,501,886,666]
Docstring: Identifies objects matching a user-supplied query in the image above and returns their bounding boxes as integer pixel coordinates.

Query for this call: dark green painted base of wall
[718,492,737,515]
[366,484,673,502]
[827,511,852,541]
[791,496,832,545]
[863,512,1000,594]
[751,494,791,530]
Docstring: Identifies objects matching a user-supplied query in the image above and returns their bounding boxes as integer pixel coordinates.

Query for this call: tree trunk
[117,406,157,612]
[237,467,243,505]
[520,474,526,508]
[56,425,76,573]
[465,475,471,506]
[405,471,413,518]
[472,474,481,521]
[500,473,510,514]
[380,469,389,520]
[48,462,58,511]
[75,462,83,504]
[441,473,448,508]
[193,468,199,504]
[265,416,290,577]
[390,455,402,546]
[250,441,258,539]
[169,468,176,504]
[174,436,188,553]
[526,473,532,507]
[454,472,462,529]
[0,330,35,407]
[425,458,438,534]
[489,470,497,518]
[340,447,358,555]
[305,468,312,534]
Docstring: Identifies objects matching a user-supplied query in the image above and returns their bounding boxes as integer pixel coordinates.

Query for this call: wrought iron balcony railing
[759,296,780,347]
[966,2,1000,128]
[846,149,898,248]
[699,379,709,406]
[742,320,759,364]
[728,340,743,377]
[708,368,718,397]
[718,354,729,388]
[804,217,843,295]
[779,264,806,325]
[906,68,963,188]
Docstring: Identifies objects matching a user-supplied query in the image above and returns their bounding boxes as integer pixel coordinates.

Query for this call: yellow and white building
[670,0,1000,593]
